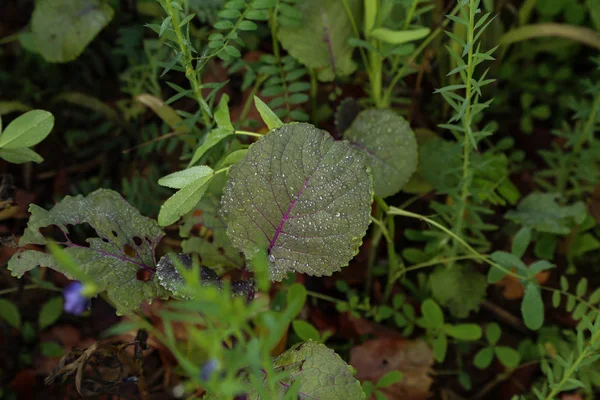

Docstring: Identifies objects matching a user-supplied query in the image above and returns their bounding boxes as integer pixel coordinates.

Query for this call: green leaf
[369,27,430,45]
[40,341,64,358]
[158,173,214,227]
[0,101,32,116]
[421,299,444,328]
[276,0,360,81]
[343,109,418,198]
[521,282,544,330]
[0,299,21,330]
[7,189,169,315]
[38,297,63,330]
[528,260,554,276]
[254,96,283,130]
[221,123,372,281]
[249,341,363,399]
[221,149,248,166]
[158,166,214,189]
[376,370,403,388]
[487,265,509,284]
[498,23,600,51]
[511,227,532,258]
[430,266,488,318]
[433,334,447,363]
[214,94,233,130]
[444,324,482,341]
[495,347,521,369]
[180,175,244,270]
[31,0,114,63]
[485,323,501,345]
[474,347,494,369]
[576,278,588,297]
[505,193,587,235]
[137,94,186,133]
[0,110,53,149]
[188,128,233,167]
[490,251,528,272]
[0,148,44,164]
[292,320,321,342]
[589,0,600,30]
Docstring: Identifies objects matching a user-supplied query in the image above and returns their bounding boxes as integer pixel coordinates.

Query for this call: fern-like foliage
[121,165,171,217]
[552,277,600,329]
[258,54,309,121]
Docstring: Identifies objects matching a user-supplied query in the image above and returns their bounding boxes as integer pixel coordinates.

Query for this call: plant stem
[235,130,263,138]
[387,207,523,280]
[545,327,600,399]
[404,0,420,29]
[163,0,211,128]
[449,0,477,262]
[0,284,61,296]
[382,2,461,107]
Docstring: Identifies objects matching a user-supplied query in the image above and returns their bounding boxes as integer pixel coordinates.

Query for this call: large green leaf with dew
[7,189,169,315]
[343,109,418,198]
[181,174,244,272]
[31,0,114,63]
[276,0,360,81]
[220,123,372,281]
[248,341,364,399]
[430,266,488,318]
[505,193,587,235]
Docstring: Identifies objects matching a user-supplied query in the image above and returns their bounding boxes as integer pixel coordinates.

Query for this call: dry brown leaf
[350,338,434,400]
[496,269,550,300]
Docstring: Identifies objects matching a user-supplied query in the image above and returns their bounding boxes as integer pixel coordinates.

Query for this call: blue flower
[200,358,220,381]
[63,281,90,315]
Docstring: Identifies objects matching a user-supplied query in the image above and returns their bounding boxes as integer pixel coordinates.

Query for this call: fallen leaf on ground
[350,337,434,400]
[496,269,549,300]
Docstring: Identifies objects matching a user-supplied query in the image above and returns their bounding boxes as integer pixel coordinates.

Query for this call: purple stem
[268,175,312,253]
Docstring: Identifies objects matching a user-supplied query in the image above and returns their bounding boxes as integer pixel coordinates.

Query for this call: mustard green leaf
[343,109,418,198]
[221,123,372,281]
[7,189,169,315]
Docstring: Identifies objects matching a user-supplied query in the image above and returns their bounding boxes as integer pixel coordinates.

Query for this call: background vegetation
[1,0,600,399]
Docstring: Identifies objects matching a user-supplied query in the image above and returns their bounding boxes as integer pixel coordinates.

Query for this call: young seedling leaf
[7,189,169,315]
[189,128,233,167]
[254,96,283,130]
[38,297,64,330]
[0,110,54,149]
[31,0,114,63]
[343,109,418,198]
[220,123,372,281]
[248,341,363,399]
[158,173,214,226]
[158,166,214,189]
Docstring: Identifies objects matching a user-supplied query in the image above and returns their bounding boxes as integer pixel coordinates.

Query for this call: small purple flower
[200,358,220,381]
[63,282,90,315]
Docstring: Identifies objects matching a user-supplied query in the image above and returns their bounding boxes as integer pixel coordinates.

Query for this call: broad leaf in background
[181,174,244,271]
[276,0,360,81]
[31,0,115,63]
[505,193,587,235]
[7,189,170,315]
[429,265,488,318]
[221,123,372,281]
[343,109,418,198]
[247,340,364,399]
